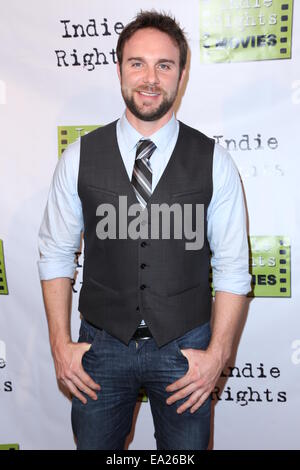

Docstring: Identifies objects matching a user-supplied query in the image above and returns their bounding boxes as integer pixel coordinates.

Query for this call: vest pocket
[89,276,120,296]
[167,282,202,298]
[171,189,204,199]
[87,185,119,198]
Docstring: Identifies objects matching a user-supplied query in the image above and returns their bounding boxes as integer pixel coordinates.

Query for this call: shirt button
[140,284,146,290]
[141,241,147,247]
[140,263,146,269]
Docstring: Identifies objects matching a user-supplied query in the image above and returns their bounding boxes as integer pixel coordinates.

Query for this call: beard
[121,84,179,122]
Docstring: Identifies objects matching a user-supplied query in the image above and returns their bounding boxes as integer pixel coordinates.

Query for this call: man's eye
[158,63,171,70]
[132,62,142,68]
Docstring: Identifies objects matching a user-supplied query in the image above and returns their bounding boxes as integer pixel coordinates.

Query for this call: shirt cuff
[213,272,252,296]
[37,259,77,281]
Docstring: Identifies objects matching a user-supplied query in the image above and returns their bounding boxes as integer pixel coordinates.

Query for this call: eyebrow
[127,57,176,65]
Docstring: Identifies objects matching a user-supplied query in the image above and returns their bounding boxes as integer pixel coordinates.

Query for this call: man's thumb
[82,342,92,353]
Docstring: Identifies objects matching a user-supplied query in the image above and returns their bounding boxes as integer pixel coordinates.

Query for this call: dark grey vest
[78,120,214,347]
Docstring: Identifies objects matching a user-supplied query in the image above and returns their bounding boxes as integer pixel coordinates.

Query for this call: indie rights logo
[95,196,204,251]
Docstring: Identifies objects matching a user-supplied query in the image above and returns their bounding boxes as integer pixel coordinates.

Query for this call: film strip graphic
[209,236,291,298]
[280,2,292,56]
[58,125,101,157]
[0,240,8,295]
[278,238,289,294]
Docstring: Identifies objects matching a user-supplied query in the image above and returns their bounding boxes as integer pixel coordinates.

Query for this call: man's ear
[178,68,186,90]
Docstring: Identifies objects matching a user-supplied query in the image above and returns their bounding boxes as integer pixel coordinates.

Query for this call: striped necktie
[131,139,156,209]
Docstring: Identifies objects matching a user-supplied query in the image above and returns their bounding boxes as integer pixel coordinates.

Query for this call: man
[38,11,251,450]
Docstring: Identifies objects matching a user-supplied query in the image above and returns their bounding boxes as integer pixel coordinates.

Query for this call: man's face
[117,28,185,122]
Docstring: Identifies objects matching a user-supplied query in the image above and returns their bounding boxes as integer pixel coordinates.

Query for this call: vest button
[140,284,146,290]
[141,241,147,247]
[140,263,146,269]
[136,306,140,311]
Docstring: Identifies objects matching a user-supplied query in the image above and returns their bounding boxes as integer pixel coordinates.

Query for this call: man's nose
[143,66,159,85]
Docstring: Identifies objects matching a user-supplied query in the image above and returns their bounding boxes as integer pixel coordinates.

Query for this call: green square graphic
[0,443,19,450]
[210,236,291,298]
[200,0,293,63]
[0,240,8,295]
[58,125,101,157]
[249,236,291,297]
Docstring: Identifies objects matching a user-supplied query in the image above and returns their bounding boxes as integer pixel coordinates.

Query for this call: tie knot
[136,139,156,161]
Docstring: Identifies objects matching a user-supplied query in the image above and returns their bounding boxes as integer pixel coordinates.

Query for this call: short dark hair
[117,10,188,77]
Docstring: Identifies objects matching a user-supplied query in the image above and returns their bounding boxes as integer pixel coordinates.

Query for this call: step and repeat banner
[0,0,299,450]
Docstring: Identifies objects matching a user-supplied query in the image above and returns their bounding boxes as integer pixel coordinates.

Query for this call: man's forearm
[41,278,73,351]
[40,277,100,403]
[208,291,248,366]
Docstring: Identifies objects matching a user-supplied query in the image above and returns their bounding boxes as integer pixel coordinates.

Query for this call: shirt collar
[119,112,178,153]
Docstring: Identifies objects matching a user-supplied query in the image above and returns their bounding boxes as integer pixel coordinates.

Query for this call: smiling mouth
[137,90,160,97]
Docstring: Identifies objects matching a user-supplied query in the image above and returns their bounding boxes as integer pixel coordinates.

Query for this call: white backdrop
[0,0,299,450]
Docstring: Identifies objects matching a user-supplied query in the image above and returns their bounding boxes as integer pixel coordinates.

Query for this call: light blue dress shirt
[38,113,251,295]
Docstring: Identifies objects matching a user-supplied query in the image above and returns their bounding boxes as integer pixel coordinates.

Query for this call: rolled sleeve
[37,140,83,280]
[208,144,252,295]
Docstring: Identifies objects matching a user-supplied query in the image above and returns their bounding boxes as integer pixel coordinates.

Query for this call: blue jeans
[71,318,212,450]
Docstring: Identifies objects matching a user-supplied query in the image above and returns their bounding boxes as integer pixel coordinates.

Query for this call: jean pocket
[174,322,212,356]
[173,340,189,362]
[78,319,102,355]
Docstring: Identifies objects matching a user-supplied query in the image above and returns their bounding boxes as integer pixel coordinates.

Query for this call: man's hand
[52,341,101,404]
[166,292,248,414]
[165,348,223,414]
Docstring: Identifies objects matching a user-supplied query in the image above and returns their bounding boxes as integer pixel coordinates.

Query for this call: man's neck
[125,109,174,137]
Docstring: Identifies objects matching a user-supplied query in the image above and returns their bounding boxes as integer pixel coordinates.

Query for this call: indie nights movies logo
[208,236,291,298]
[200,0,293,63]
[249,236,291,297]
